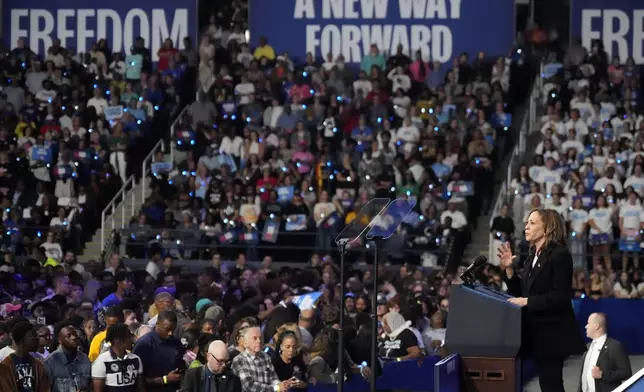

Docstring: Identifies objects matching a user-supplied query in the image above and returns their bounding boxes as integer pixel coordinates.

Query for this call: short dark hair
[105,305,124,321]
[54,321,75,340]
[115,271,129,283]
[11,321,35,344]
[106,323,131,344]
[158,310,177,324]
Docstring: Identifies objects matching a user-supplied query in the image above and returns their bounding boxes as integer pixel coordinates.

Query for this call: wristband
[163,376,168,384]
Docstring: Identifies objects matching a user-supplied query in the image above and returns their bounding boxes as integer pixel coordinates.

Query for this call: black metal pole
[337,240,347,392]
[370,238,380,392]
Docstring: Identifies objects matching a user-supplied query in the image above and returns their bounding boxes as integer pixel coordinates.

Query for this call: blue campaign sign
[249,0,515,64]
[571,0,644,64]
[31,146,52,162]
[277,185,295,203]
[3,0,197,62]
[292,291,322,310]
[105,105,124,121]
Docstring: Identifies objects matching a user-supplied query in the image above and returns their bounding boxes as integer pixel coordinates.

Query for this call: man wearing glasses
[180,340,241,392]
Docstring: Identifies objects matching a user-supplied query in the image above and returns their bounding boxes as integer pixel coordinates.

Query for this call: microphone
[460,255,488,282]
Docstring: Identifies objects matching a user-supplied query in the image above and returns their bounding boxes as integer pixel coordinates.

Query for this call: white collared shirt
[532,254,539,269]
[582,334,607,392]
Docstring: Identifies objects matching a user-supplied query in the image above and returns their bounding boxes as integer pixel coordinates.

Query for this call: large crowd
[491,39,644,300]
[125,33,521,268]
[0,0,540,391]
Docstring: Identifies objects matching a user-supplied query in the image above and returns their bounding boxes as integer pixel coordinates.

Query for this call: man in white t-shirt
[87,87,109,115]
[440,200,467,230]
[594,166,623,194]
[234,75,255,105]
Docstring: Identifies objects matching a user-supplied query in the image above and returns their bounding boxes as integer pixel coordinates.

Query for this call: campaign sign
[249,0,515,64]
[277,185,295,203]
[3,0,197,62]
[31,146,52,162]
[105,105,124,121]
[292,291,322,310]
[285,214,308,231]
[571,0,644,64]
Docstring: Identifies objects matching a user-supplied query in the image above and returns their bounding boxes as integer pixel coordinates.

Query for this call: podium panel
[461,357,521,392]
[445,283,522,358]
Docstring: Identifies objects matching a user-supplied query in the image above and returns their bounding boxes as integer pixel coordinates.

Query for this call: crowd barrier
[308,355,440,392]
[305,354,537,392]
[573,299,644,354]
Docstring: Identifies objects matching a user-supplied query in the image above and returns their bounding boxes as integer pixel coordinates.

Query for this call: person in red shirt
[157,38,178,72]
[256,168,277,202]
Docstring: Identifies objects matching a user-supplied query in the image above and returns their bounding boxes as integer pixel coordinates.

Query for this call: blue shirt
[351,126,373,153]
[132,331,184,392]
[43,349,91,392]
[101,293,123,307]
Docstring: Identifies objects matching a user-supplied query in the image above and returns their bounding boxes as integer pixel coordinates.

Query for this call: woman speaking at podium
[497,208,585,392]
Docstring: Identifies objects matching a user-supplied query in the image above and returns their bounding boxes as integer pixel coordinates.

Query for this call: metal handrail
[141,139,163,204]
[141,104,190,202]
[488,61,543,262]
[170,104,190,164]
[100,175,136,251]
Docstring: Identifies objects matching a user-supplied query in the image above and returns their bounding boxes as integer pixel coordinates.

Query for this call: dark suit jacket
[504,243,586,358]
[577,337,632,392]
[180,366,242,392]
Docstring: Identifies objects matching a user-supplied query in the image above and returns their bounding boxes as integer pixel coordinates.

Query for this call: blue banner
[248,0,515,64]
[3,0,197,62]
[309,356,440,392]
[571,0,644,64]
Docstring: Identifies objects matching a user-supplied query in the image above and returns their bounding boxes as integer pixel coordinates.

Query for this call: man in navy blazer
[578,313,632,392]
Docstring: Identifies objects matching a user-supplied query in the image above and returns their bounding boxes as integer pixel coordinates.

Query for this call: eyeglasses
[209,353,230,365]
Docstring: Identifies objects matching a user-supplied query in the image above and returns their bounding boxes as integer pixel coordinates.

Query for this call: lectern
[444,283,523,392]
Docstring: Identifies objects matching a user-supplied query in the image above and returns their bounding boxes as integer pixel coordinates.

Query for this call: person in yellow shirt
[88,305,124,362]
[253,36,276,61]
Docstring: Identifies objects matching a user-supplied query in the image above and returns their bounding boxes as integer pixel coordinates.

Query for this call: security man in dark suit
[498,208,586,392]
[578,312,632,392]
[180,340,242,392]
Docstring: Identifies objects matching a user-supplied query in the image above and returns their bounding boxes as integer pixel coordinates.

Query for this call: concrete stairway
[78,179,148,263]
[463,118,543,264]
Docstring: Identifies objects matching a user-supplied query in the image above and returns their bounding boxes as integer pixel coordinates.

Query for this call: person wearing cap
[146,291,177,327]
[147,286,184,321]
[195,299,213,314]
[0,303,22,319]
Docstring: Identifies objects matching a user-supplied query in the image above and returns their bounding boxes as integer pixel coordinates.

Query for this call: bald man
[579,313,631,392]
[180,340,241,392]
